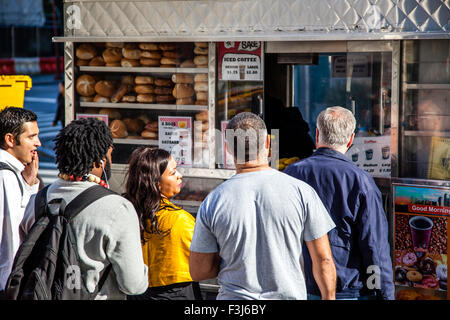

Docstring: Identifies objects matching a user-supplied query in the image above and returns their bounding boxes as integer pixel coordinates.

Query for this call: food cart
[55,0,449,299]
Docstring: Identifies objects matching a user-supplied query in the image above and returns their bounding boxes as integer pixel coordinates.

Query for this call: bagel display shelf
[79,101,208,111]
[79,66,208,74]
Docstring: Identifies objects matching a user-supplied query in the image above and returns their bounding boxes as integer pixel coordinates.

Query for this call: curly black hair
[0,107,37,149]
[53,118,113,176]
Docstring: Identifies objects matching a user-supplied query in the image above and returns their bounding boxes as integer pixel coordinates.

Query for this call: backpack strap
[34,185,51,221]
[0,162,24,197]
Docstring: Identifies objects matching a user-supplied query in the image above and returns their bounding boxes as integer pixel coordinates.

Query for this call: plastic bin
[0,75,32,111]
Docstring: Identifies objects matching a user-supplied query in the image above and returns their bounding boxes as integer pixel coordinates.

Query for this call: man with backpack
[8,118,148,300]
[0,107,41,300]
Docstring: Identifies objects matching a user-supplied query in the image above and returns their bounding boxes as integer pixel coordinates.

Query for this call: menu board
[158,116,192,166]
[218,41,262,81]
[345,135,391,177]
[393,183,450,300]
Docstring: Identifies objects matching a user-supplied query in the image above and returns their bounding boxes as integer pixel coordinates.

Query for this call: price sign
[159,116,192,166]
[218,42,262,81]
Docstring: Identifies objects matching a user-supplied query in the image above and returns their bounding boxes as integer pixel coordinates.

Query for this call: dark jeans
[127,281,203,300]
[0,290,5,300]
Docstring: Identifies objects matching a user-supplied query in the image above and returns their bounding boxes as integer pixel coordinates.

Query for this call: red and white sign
[218,42,262,81]
[159,116,192,166]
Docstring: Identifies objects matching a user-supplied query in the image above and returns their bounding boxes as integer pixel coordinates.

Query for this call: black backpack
[5,184,116,300]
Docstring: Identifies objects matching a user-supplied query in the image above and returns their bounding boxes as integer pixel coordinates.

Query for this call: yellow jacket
[142,198,195,287]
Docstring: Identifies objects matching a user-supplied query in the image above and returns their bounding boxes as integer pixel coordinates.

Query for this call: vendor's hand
[22,151,40,186]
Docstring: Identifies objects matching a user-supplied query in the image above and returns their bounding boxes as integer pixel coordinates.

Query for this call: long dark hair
[123,147,177,239]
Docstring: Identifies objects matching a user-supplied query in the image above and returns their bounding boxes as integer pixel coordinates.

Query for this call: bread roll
[105,62,121,67]
[172,84,194,99]
[141,129,158,139]
[159,43,176,51]
[76,59,90,67]
[76,74,96,97]
[171,73,194,84]
[154,78,173,87]
[195,111,209,121]
[122,44,141,60]
[180,60,196,68]
[121,58,140,67]
[196,64,208,68]
[194,73,208,82]
[162,51,182,59]
[194,55,208,66]
[95,80,116,97]
[154,86,173,95]
[141,50,161,59]
[194,81,208,92]
[138,114,151,125]
[109,119,128,138]
[156,95,175,104]
[137,94,156,103]
[76,44,97,60]
[139,43,159,51]
[89,56,105,66]
[123,118,145,134]
[194,46,208,55]
[111,84,128,103]
[196,91,208,101]
[121,95,137,103]
[135,76,154,85]
[93,94,110,103]
[99,108,122,120]
[194,42,208,48]
[140,57,160,66]
[160,57,180,66]
[134,84,154,94]
[176,97,194,105]
[103,48,122,63]
[106,42,124,48]
[195,100,208,106]
[79,95,94,102]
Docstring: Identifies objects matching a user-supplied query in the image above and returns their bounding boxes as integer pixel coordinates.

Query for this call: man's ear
[315,128,319,146]
[4,133,16,148]
[346,132,355,149]
[266,134,271,157]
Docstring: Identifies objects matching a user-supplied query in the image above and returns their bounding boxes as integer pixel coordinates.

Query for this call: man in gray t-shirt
[189,112,336,300]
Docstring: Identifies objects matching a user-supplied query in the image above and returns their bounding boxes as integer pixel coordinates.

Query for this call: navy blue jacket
[284,147,394,300]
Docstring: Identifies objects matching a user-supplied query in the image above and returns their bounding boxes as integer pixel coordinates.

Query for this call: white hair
[317,106,356,148]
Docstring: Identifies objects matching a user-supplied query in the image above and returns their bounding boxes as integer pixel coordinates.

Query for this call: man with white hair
[285,106,394,300]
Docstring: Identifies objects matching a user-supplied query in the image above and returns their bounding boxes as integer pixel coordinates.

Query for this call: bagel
[154,86,173,95]
[134,76,154,85]
[121,58,140,67]
[194,42,208,48]
[195,111,209,121]
[154,78,173,87]
[180,60,196,68]
[156,95,175,104]
[176,97,195,105]
[141,129,158,139]
[138,43,159,51]
[195,91,208,101]
[139,57,160,66]
[99,108,122,120]
[160,64,177,68]
[134,85,154,94]
[122,43,141,60]
[194,46,208,55]
[194,73,208,82]
[105,42,124,48]
[105,62,121,67]
[76,59,90,67]
[171,73,194,84]
[123,118,145,134]
[172,84,195,99]
[159,43,177,51]
[194,55,208,66]
[162,51,182,59]
[94,80,117,97]
[140,50,162,59]
[160,57,180,66]
[137,94,156,103]
[79,95,94,102]
[121,95,137,103]
[93,94,110,103]
[111,84,128,103]
[194,81,208,92]
[195,100,208,106]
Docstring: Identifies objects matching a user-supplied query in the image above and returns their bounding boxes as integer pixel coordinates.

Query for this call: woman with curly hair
[124,147,202,300]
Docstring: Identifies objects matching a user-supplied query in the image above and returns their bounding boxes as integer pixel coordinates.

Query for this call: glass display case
[400,40,450,181]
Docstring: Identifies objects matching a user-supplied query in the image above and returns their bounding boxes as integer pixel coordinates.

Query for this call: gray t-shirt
[190,168,335,300]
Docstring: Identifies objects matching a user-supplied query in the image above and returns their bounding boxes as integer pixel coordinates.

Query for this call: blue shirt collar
[313,147,352,163]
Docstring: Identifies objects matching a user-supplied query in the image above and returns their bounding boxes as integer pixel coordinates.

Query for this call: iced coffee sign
[393,184,450,300]
[345,135,391,177]
[159,116,192,166]
[218,42,262,81]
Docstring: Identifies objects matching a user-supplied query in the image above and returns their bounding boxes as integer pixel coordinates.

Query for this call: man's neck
[316,143,348,155]
[235,161,271,174]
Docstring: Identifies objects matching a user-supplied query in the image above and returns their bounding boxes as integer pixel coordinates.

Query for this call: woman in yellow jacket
[124,147,202,300]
